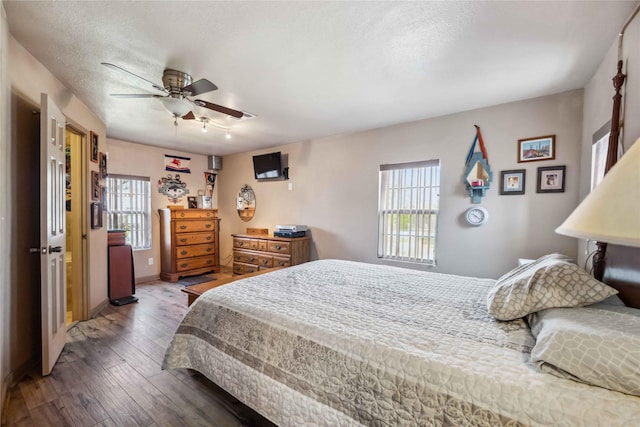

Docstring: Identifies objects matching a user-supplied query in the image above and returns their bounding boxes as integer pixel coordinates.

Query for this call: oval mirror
[237,184,256,222]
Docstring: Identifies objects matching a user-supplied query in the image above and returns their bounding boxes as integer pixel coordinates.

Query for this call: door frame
[65,125,90,322]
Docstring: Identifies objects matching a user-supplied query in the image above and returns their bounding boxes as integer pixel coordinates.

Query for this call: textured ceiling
[3,1,637,156]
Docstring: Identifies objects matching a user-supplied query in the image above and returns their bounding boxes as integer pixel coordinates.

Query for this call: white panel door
[40,93,66,376]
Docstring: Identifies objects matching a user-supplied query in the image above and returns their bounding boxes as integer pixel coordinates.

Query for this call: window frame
[105,173,152,250]
[377,159,440,265]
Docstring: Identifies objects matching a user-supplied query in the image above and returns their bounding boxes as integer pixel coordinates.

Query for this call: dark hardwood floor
[1,278,276,427]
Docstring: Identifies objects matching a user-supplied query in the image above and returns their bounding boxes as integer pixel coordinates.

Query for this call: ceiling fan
[101,62,244,125]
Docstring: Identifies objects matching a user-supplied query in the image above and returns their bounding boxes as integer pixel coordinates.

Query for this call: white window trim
[106,174,151,250]
[377,159,440,265]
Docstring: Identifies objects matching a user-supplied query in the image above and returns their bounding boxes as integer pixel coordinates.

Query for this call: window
[591,121,621,191]
[106,174,151,250]
[378,160,440,265]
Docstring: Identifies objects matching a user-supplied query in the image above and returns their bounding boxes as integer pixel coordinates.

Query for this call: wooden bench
[181,268,280,306]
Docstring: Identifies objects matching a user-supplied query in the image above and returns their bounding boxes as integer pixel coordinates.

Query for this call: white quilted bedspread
[163,259,640,426]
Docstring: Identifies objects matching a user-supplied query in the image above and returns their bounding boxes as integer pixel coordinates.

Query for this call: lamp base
[593,241,608,281]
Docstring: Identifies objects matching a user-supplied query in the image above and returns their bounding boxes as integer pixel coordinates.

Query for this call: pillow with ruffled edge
[528,304,640,396]
[487,254,617,321]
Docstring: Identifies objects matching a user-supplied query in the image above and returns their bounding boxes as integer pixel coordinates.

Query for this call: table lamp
[555,138,640,279]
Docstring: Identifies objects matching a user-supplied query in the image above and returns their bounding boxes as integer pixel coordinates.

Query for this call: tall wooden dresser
[232,233,310,275]
[158,208,220,282]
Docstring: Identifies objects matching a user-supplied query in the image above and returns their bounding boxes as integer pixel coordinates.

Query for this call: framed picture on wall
[517,135,555,163]
[90,131,99,163]
[91,171,100,200]
[499,169,526,195]
[99,152,108,180]
[90,202,102,229]
[537,165,566,193]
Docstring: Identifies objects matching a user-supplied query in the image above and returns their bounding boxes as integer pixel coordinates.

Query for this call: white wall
[219,90,584,279]
[579,8,640,266]
[0,2,8,416]
[106,138,213,281]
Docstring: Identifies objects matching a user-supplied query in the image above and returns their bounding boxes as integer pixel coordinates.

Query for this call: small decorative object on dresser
[158,208,220,282]
[232,233,310,275]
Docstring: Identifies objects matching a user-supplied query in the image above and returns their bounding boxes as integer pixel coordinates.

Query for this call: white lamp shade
[159,96,192,117]
[555,138,640,247]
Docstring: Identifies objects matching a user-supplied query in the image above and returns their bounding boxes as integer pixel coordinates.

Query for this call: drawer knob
[180,213,185,217]
[207,248,212,252]
[205,224,212,228]
[275,245,282,250]
[180,263,188,268]
[238,242,244,246]
[179,225,187,230]
[249,257,255,262]
[262,260,268,264]
[206,236,212,241]
[180,238,187,242]
[278,262,285,266]
[207,259,212,265]
[249,269,254,273]
[180,250,187,255]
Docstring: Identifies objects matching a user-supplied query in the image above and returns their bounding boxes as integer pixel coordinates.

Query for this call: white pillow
[528,304,640,396]
[487,254,617,321]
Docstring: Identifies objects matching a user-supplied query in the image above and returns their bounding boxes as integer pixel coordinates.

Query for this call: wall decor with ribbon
[463,125,493,203]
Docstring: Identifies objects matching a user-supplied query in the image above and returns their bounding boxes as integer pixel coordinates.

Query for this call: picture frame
[90,202,102,229]
[499,169,526,195]
[537,165,566,193]
[99,152,108,180]
[517,135,556,163]
[90,131,99,163]
[187,196,197,209]
[91,171,100,201]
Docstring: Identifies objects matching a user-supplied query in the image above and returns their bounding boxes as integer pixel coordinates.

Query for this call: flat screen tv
[253,152,282,179]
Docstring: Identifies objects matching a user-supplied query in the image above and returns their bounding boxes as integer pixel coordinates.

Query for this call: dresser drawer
[268,241,291,254]
[273,256,291,268]
[176,243,216,259]
[176,232,215,246]
[175,220,215,233]
[172,209,217,220]
[233,238,252,249]
[234,251,259,265]
[258,255,273,268]
[176,255,216,272]
[233,262,258,275]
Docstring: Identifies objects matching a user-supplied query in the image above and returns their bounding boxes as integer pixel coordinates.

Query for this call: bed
[163,255,640,426]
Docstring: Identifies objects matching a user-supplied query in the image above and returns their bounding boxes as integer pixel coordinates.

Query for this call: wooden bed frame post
[594,60,626,282]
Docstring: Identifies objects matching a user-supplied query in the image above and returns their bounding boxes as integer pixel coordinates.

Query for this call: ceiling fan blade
[182,111,196,120]
[101,62,167,93]
[194,99,244,118]
[110,93,163,98]
[182,79,218,96]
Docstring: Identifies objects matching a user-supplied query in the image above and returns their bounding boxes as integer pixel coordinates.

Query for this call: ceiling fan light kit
[102,62,245,130]
[160,95,192,117]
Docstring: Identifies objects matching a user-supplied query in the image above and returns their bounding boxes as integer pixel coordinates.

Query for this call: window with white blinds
[106,174,151,250]
[377,159,440,265]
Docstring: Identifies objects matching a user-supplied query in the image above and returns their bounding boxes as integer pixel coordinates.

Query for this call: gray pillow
[528,305,640,396]
[486,254,618,321]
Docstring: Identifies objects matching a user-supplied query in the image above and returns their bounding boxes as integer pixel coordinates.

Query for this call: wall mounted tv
[253,152,282,179]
